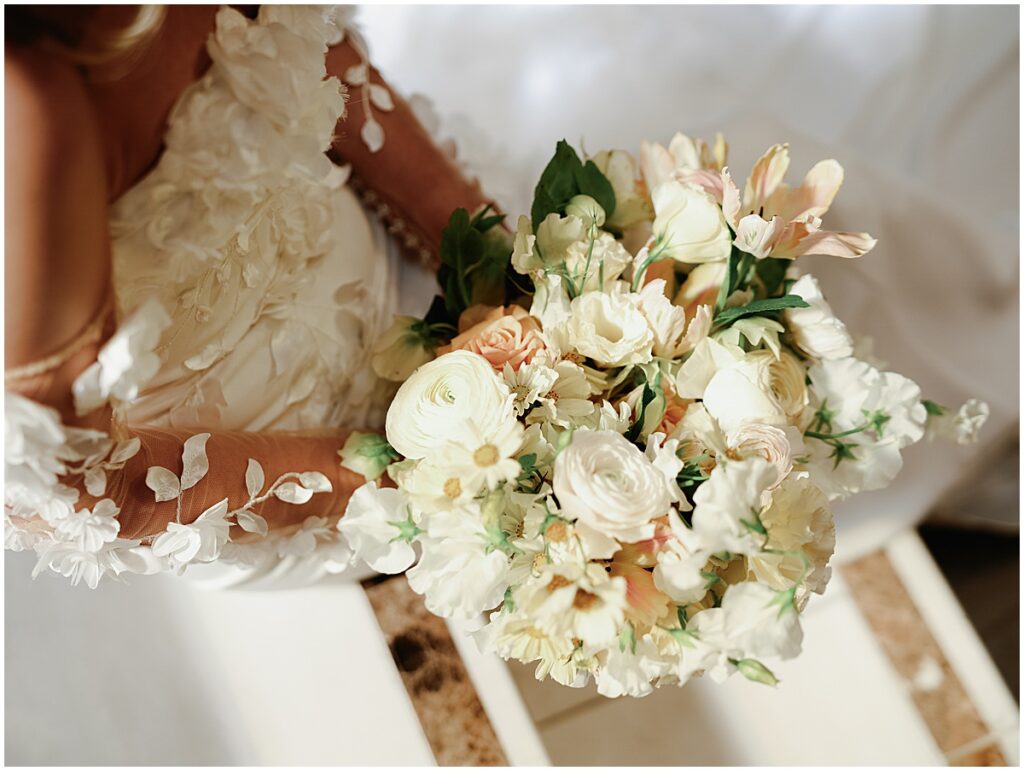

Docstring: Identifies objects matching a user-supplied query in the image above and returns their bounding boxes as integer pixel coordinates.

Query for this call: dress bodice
[110,5,396,433]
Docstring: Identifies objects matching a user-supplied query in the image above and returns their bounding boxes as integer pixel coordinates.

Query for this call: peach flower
[438,305,546,372]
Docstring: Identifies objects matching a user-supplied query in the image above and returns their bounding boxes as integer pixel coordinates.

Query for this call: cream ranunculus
[651,180,732,264]
[784,274,853,359]
[564,288,654,367]
[727,423,800,488]
[553,429,672,544]
[701,354,788,435]
[385,350,514,460]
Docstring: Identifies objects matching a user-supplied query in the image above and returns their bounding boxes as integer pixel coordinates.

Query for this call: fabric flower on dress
[151,499,232,568]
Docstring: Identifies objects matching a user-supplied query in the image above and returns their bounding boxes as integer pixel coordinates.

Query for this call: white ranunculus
[702,355,788,435]
[385,349,514,460]
[784,274,853,359]
[337,482,417,573]
[727,423,800,488]
[564,289,654,367]
[553,430,671,543]
[651,180,732,264]
[691,456,776,555]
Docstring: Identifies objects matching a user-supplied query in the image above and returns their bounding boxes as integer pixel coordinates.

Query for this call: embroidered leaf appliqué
[368,84,394,111]
[298,471,332,493]
[245,459,265,499]
[146,466,180,502]
[275,482,314,505]
[84,467,107,497]
[109,437,141,465]
[236,510,269,537]
[180,433,211,491]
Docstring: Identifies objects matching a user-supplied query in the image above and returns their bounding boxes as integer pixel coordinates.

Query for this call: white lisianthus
[385,350,514,460]
[636,279,709,358]
[927,398,989,445]
[406,507,512,619]
[554,430,672,544]
[651,180,732,264]
[691,456,776,555]
[564,289,654,367]
[371,315,435,382]
[750,478,835,598]
[338,482,418,573]
[784,274,853,359]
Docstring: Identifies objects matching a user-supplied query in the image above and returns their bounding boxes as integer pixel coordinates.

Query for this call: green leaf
[715,247,754,312]
[922,399,946,417]
[713,294,810,329]
[755,257,789,297]
[531,140,585,229]
[574,159,616,219]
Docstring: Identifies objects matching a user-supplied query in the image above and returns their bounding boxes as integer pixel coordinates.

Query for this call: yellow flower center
[473,443,500,467]
[572,589,600,611]
[443,477,462,499]
[545,520,568,543]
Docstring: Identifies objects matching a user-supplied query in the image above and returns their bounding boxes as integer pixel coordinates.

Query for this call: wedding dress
[6,5,424,588]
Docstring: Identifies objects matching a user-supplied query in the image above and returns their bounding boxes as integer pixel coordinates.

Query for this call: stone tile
[363,575,507,766]
[842,550,998,758]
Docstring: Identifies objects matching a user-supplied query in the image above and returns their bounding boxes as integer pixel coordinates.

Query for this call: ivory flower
[591,149,652,229]
[517,563,629,647]
[927,398,989,445]
[439,305,546,373]
[651,180,732,264]
[564,289,654,367]
[553,430,672,544]
[727,423,800,488]
[338,482,417,574]
[691,456,776,555]
[784,274,853,359]
[385,350,514,460]
[442,418,525,493]
[637,279,710,358]
[371,315,436,381]
[702,355,788,435]
[750,478,835,598]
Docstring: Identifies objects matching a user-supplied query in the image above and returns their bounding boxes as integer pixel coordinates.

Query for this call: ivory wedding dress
[6,5,428,588]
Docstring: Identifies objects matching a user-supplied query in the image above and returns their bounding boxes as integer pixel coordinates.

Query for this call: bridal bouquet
[338,134,987,697]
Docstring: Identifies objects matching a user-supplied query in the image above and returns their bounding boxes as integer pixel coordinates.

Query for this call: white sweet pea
[784,274,853,360]
[406,508,512,618]
[511,215,541,274]
[564,289,654,367]
[927,398,989,445]
[596,636,673,698]
[385,349,514,460]
[688,581,804,679]
[651,180,732,264]
[691,456,776,555]
[151,498,231,567]
[536,212,588,264]
[338,482,418,573]
[554,430,672,544]
[654,513,711,605]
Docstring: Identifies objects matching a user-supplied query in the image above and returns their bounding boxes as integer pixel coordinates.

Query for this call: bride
[5,5,493,587]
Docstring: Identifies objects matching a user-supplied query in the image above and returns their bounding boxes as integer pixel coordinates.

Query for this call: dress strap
[5,294,114,384]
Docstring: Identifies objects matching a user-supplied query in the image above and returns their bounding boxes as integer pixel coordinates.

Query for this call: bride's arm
[325,40,495,263]
[5,48,367,543]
